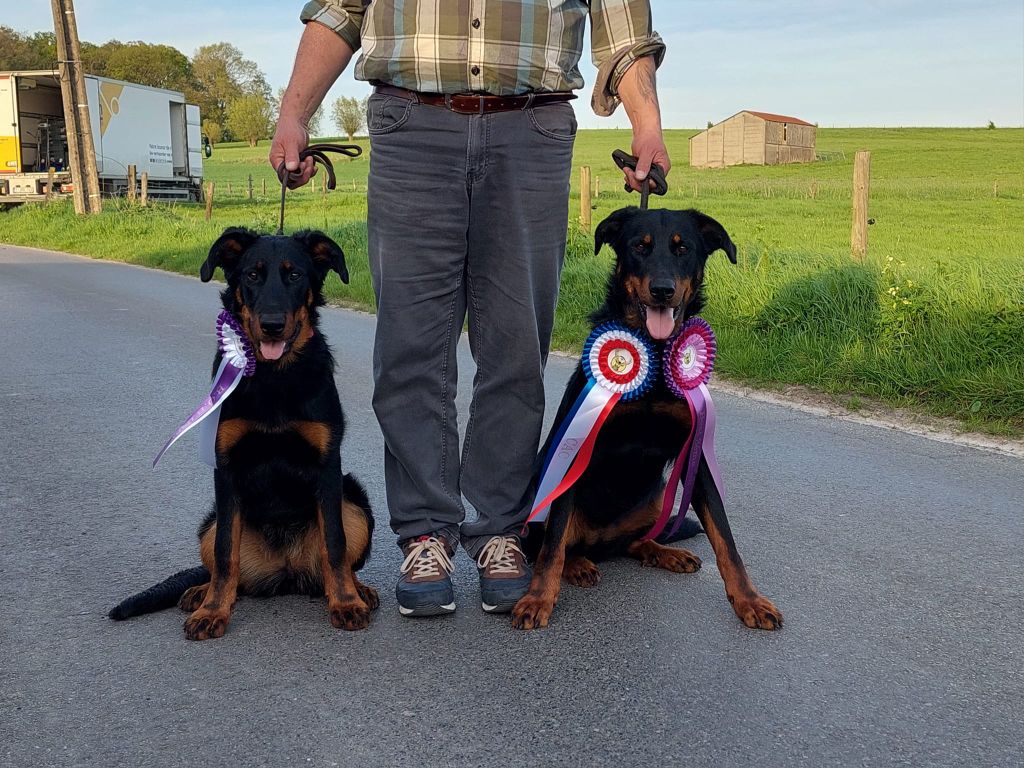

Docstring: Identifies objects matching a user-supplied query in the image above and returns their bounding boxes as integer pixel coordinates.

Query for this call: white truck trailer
[0,70,205,204]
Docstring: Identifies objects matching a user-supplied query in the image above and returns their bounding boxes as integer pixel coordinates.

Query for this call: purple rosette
[663,317,716,398]
[216,310,256,377]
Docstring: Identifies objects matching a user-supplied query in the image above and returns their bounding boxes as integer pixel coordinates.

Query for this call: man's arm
[587,0,669,192]
[616,56,670,192]
[270,21,355,188]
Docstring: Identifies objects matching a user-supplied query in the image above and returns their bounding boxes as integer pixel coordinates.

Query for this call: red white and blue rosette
[583,323,658,401]
[153,311,257,467]
[527,323,657,525]
[644,316,727,542]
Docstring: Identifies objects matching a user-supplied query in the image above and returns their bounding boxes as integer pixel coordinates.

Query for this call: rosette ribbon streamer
[526,323,657,526]
[642,317,726,542]
[153,311,257,467]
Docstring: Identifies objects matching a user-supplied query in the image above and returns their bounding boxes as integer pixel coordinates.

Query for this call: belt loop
[444,94,453,111]
[522,93,535,111]
[479,96,485,116]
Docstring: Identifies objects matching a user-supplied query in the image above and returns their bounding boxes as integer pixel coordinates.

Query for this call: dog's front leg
[512,491,574,630]
[317,460,371,631]
[692,458,782,630]
[185,471,241,641]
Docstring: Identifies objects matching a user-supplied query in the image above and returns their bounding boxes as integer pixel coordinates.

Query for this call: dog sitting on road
[513,207,782,631]
[109,227,378,640]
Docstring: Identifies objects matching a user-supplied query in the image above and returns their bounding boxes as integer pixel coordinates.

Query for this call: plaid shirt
[299,0,665,115]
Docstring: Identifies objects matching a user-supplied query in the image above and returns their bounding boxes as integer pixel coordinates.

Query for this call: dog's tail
[658,514,704,544]
[108,566,210,621]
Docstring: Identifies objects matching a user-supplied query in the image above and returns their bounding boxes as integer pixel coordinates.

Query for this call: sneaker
[476,535,532,614]
[396,535,456,617]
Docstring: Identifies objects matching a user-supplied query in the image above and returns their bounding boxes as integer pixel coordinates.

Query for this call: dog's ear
[293,230,349,284]
[690,210,737,264]
[201,227,258,282]
[594,207,636,256]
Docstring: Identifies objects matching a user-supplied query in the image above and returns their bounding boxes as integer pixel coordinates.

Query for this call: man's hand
[625,126,670,193]
[269,116,316,189]
[616,56,670,193]
[268,23,355,188]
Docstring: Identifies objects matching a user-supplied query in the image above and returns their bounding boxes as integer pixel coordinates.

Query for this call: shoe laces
[476,536,524,575]
[400,536,454,580]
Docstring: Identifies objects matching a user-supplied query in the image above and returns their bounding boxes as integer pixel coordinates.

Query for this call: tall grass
[1,128,1022,433]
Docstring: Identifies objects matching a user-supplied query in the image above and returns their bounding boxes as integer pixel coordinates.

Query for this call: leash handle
[276,143,363,234]
[612,149,668,210]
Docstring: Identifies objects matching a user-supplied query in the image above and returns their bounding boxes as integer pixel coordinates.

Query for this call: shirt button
[471,65,480,75]
[472,18,481,29]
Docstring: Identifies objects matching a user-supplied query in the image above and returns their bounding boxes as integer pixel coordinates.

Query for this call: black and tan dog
[513,207,782,631]
[109,227,378,640]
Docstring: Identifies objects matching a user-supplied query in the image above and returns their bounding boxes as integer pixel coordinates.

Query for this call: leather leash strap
[276,142,363,234]
[612,149,668,210]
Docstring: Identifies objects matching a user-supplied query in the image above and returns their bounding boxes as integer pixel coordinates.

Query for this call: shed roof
[743,111,814,127]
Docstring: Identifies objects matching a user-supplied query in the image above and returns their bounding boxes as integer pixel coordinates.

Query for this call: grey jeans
[366,92,577,557]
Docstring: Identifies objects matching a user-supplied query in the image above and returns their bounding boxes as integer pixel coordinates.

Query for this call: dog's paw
[730,593,783,631]
[178,584,209,612]
[329,599,372,631]
[183,608,230,641]
[629,540,702,573]
[511,594,554,630]
[356,581,380,611]
[563,557,601,588]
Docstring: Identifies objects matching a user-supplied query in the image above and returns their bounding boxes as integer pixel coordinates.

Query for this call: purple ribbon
[654,383,725,541]
[152,358,246,467]
[153,311,255,467]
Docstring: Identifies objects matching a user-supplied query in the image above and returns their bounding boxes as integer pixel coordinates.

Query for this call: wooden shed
[689,111,816,168]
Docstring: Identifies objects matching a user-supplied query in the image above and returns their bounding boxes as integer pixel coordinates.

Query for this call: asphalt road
[1,244,1022,768]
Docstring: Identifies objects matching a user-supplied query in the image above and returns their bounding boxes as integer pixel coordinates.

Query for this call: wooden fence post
[205,181,215,221]
[227,181,232,195]
[851,150,871,260]
[46,167,55,201]
[127,164,137,202]
[140,172,148,206]
[247,174,254,200]
[580,165,592,231]
[262,178,266,196]
[595,176,600,198]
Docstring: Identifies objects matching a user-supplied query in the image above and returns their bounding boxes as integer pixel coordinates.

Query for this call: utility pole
[50,0,102,214]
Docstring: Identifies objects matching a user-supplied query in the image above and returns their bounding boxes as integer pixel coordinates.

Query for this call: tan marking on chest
[216,418,333,457]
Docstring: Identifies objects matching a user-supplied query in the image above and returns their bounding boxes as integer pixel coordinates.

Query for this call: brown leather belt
[374,84,576,114]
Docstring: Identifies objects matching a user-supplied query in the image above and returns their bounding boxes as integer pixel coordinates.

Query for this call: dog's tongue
[645,306,675,340]
[260,340,287,361]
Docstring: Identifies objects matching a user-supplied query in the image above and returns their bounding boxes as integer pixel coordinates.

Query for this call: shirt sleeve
[300,0,367,53]
[588,0,666,116]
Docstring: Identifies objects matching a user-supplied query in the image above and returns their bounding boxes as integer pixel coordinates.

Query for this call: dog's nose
[260,314,287,336]
[649,280,675,304]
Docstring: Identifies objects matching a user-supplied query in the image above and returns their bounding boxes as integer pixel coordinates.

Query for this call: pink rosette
[663,317,716,397]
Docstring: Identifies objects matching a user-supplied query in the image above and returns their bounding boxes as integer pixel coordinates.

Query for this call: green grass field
[2,128,1023,433]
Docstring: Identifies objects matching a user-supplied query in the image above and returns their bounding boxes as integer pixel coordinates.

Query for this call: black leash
[612,149,668,209]
[275,143,363,234]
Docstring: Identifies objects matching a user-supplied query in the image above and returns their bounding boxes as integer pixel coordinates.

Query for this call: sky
[8,0,1024,129]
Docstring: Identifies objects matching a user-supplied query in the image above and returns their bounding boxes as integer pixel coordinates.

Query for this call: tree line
[0,27,368,147]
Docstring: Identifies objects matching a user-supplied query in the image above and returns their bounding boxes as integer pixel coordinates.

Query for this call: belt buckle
[448,92,486,115]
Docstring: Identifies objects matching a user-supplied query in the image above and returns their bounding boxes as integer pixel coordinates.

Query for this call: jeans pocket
[526,102,578,142]
[367,94,413,135]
